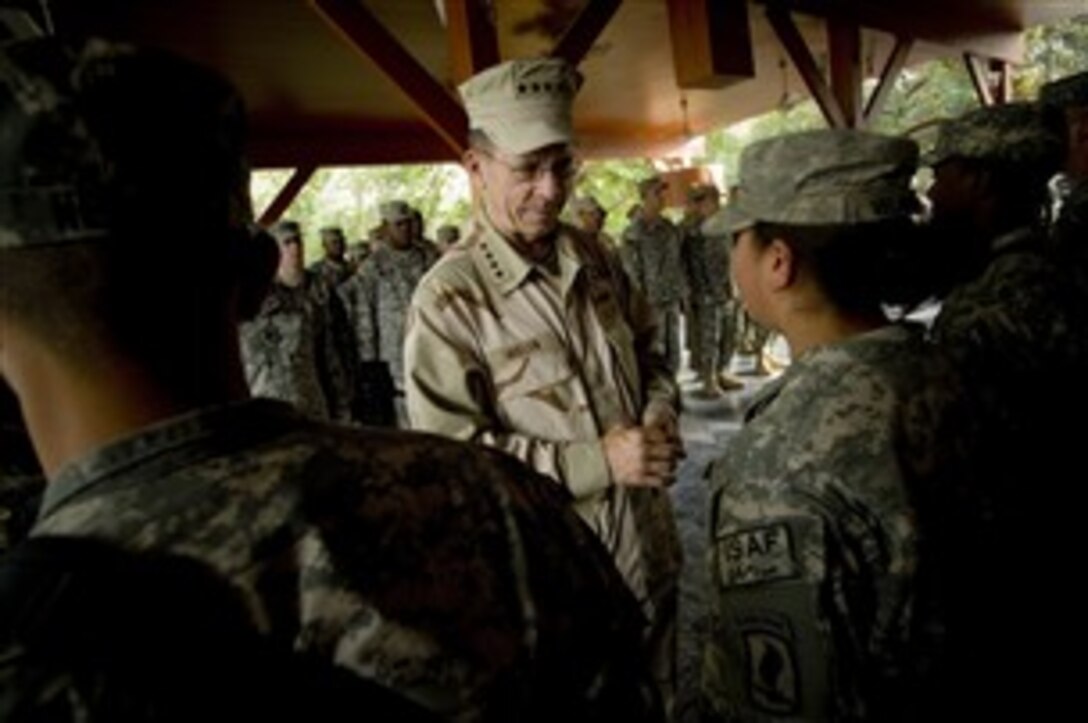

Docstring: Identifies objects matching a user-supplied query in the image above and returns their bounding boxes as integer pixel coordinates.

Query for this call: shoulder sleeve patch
[715,523,798,588]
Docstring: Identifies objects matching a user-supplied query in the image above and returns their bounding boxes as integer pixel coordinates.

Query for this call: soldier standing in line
[622,176,688,375]
[405,58,684,717]
[239,220,356,422]
[435,224,461,254]
[703,130,982,722]
[681,183,743,397]
[924,104,1088,717]
[0,36,661,723]
[1040,71,1088,295]
[308,225,354,288]
[570,195,622,260]
[340,200,439,425]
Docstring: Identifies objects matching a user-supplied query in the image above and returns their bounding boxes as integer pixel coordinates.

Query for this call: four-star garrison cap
[459,57,582,155]
[704,130,920,237]
[1,36,251,249]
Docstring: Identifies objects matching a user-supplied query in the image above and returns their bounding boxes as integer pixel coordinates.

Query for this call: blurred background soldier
[1040,70,1088,296]
[682,183,742,397]
[309,225,354,288]
[240,220,356,422]
[434,224,461,254]
[622,176,689,375]
[571,194,618,249]
[340,200,439,426]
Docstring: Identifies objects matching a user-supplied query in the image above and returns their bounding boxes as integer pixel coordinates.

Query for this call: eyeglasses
[483,149,581,185]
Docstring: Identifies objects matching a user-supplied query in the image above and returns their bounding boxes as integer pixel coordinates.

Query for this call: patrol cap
[1040,71,1088,111]
[379,200,413,224]
[459,58,582,155]
[570,195,604,216]
[270,220,301,242]
[1,36,250,249]
[435,224,460,244]
[704,129,919,236]
[687,183,720,203]
[320,225,345,239]
[637,176,667,198]
[924,102,1062,171]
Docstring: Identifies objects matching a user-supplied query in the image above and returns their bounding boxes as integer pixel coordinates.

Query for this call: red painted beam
[257,165,316,226]
[666,0,755,89]
[309,0,467,156]
[827,14,862,128]
[765,3,848,129]
[551,0,622,67]
[445,0,501,85]
[863,37,913,124]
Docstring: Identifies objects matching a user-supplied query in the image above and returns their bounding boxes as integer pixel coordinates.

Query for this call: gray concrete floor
[668,358,778,723]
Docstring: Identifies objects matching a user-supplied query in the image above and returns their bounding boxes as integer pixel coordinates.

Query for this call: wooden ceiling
[26,1,1085,167]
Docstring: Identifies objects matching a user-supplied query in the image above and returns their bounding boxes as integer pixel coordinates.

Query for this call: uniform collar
[473,217,586,297]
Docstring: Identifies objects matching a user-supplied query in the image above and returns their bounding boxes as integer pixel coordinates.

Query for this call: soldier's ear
[463,148,487,190]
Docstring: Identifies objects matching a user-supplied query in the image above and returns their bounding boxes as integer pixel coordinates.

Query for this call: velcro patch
[744,628,799,714]
[716,523,798,587]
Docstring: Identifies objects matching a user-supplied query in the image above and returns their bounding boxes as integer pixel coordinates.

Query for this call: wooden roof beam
[257,164,317,226]
[828,13,862,128]
[964,53,1011,106]
[755,0,1025,63]
[551,0,622,67]
[445,0,501,85]
[309,0,468,156]
[863,37,913,125]
[666,0,755,90]
[765,3,849,129]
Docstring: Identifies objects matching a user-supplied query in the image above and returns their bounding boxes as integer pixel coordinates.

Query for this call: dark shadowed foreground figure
[0,537,437,722]
[701,130,982,723]
[0,37,659,723]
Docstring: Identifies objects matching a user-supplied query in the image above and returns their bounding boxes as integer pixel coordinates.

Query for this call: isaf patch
[716,523,797,587]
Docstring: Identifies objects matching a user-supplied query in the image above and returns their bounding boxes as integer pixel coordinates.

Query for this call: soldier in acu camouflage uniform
[924,104,1088,717]
[340,200,439,418]
[405,58,684,717]
[240,220,357,422]
[1040,71,1088,297]
[0,37,662,723]
[702,130,983,722]
[622,176,688,374]
[308,225,354,288]
[435,224,461,254]
[682,183,742,396]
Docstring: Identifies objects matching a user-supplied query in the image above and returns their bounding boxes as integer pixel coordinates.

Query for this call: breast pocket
[486,335,579,421]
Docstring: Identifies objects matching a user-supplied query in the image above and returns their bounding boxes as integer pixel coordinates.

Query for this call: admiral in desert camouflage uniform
[621,176,688,374]
[0,37,661,723]
[702,131,980,722]
[405,58,684,715]
[240,219,357,422]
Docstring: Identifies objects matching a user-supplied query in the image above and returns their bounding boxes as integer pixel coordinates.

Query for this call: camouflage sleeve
[703,409,919,720]
[350,262,381,362]
[404,287,614,498]
[703,485,835,722]
[621,266,680,414]
[312,287,356,423]
[619,233,644,294]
